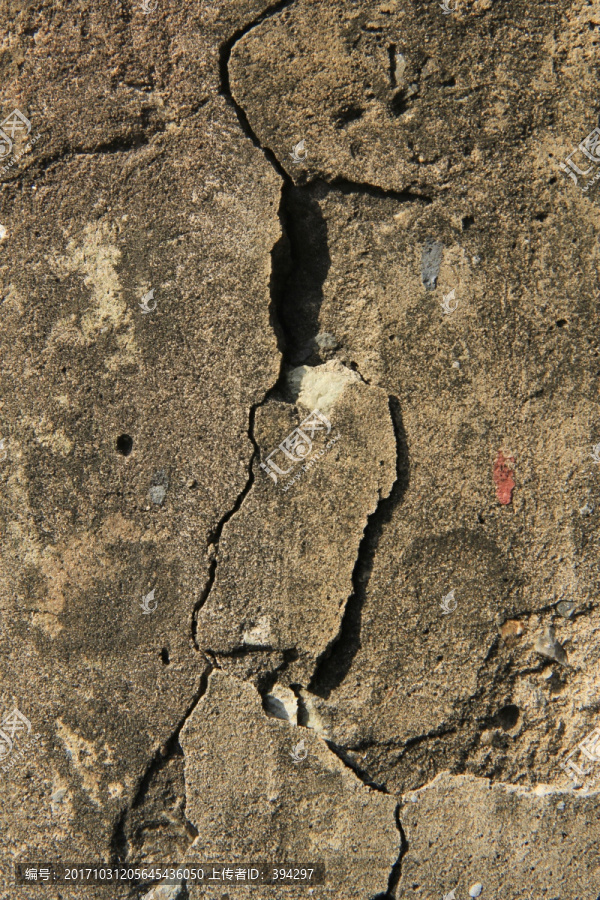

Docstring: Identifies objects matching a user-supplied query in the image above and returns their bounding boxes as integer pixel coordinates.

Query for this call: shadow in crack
[273,180,332,368]
[308,395,410,699]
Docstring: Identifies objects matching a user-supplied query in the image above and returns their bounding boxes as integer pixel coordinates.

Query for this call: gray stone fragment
[421,239,443,291]
[556,601,575,618]
[534,626,568,665]
[314,331,338,352]
[149,469,169,506]
[50,787,67,812]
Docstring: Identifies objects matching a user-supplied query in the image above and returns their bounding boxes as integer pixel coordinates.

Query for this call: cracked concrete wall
[1,0,600,899]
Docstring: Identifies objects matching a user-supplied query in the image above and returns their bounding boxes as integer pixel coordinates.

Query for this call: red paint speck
[493,451,515,505]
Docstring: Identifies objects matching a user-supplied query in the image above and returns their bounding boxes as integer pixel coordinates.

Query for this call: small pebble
[579,502,594,517]
[394,52,407,81]
[452,360,460,368]
[500,619,524,645]
[557,801,565,810]
[534,625,567,666]
[556,600,575,618]
[149,484,167,505]
[149,469,169,506]
[469,884,483,898]
[421,239,443,291]
[0,225,7,240]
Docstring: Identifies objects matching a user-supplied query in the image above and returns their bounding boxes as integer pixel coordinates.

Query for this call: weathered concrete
[2,0,600,898]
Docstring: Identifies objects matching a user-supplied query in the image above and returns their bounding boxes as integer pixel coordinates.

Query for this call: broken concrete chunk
[286,359,362,415]
[196,378,396,684]
[181,672,399,899]
[264,684,298,724]
[534,626,567,666]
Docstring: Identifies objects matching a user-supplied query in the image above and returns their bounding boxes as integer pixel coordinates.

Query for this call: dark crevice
[273,180,331,368]
[328,176,432,204]
[33,133,156,172]
[324,739,388,793]
[390,89,411,117]
[388,44,397,87]
[191,400,262,650]
[315,739,405,899]
[308,395,410,698]
[218,0,295,181]
[334,103,365,128]
[109,666,212,866]
[388,813,409,898]
[195,13,430,897]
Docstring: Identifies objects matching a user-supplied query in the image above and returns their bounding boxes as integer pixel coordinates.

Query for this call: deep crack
[308,395,410,698]
[179,4,430,894]
[191,400,263,650]
[109,666,211,867]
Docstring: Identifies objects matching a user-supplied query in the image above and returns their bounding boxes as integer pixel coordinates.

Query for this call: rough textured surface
[399,773,600,900]
[196,375,396,686]
[180,671,399,900]
[2,0,600,898]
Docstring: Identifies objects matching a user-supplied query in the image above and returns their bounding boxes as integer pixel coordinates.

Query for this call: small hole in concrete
[496,704,519,731]
[116,434,133,456]
[160,648,170,665]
